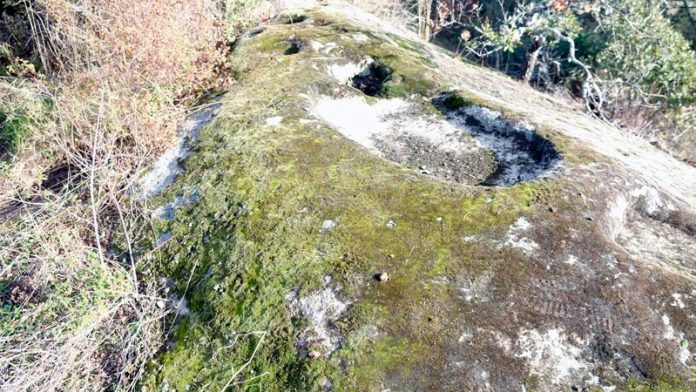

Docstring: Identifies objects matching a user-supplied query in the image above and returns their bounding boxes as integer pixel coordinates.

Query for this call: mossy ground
[142,9,693,392]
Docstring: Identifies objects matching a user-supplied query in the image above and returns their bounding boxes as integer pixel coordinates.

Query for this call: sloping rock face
[145,5,696,391]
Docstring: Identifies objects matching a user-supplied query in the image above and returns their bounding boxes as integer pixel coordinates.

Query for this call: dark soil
[1,273,46,306]
[41,162,83,193]
[284,38,305,55]
[352,62,392,96]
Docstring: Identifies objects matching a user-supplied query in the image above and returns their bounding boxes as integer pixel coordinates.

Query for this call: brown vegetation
[0,0,272,390]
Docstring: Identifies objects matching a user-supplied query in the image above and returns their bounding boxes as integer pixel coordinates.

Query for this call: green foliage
[0,43,11,72]
[594,0,696,106]
[666,0,696,50]
[0,237,130,338]
[462,1,586,83]
[0,87,54,159]
[455,0,696,157]
[0,109,30,157]
[462,0,696,107]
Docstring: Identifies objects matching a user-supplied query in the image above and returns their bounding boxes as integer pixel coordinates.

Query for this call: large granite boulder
[144,5,696,391]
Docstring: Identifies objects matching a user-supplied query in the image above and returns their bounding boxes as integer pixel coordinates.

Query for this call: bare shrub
[0,0,245,390]
[347,0,419,27]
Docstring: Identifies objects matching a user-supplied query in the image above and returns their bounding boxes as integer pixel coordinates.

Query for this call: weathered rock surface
[145,4,696,391]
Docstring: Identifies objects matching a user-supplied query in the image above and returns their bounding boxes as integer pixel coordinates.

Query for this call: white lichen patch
[663,314,676,340]
[327,60,371,84]
[662,314,692,365]
[504,217,539,255]
[286,288,350,357]
[266,116,283,126]
[489,329,514,354]
[352,33,369,42]
[458,330,473,343]
[672,293,686,309]
[510,217,532,231]
[310,40,337,54]
[310,96,481,157]
[515,328,589,385]
[629,186,673,215]
[457,270,493,302]
[505,235,539,255]
[564,255,580,266]
[320,219,337,232]
[138,101,221,199]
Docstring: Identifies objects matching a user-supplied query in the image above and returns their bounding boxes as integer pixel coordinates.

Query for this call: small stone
[386,219,396,229]
[321,219,337,232]
[308,350,322,359]
[375,272,389,282]
[318,376,333,390]
[418,165,432,175]
[436,216,443,222]
[156,300,166,309]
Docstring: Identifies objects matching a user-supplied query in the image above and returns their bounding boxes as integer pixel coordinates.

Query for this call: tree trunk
[418,0,433,40]
[524,41,543,84]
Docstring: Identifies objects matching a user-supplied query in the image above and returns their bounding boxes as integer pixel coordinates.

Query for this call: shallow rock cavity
[435,95,561,186]
[310,94,560,187]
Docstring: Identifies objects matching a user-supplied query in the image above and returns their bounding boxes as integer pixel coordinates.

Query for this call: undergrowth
[0,0,278,390]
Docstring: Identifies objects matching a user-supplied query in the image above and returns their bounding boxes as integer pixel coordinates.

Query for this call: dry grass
[0,0,275,390]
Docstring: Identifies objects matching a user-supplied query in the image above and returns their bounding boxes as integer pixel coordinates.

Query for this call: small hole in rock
[351,62,392,97]
[284,39,305,55]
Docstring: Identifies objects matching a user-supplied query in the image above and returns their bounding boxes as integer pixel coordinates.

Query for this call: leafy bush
[0,111,30,158]
[439,0,696,160]
[593,0,696,108]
